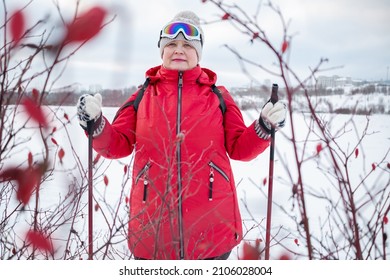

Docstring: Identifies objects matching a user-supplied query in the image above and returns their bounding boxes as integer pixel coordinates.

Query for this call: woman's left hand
[259,101,287,132]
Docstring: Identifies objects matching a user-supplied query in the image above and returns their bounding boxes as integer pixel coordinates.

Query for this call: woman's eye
[167,42,177,47]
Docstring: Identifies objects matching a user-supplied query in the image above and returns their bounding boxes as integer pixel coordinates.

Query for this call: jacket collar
[145,65,217,86]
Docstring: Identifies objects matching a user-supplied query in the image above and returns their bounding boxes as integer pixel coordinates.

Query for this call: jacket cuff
[255,119,271,140]
[92,115,106,138]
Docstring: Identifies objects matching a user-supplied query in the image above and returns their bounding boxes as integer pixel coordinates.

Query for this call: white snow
[1,103,389,260]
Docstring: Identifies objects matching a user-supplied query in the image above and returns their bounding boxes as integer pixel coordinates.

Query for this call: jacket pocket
[135,162,152,203]
[208,161,230,201]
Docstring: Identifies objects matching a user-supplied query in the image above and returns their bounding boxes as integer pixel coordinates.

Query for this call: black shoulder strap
[133,79,226,115]
[133,78,150,112]
[211,84,227,114]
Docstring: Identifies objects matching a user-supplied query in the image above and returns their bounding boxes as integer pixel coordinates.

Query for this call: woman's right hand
[76,93,102,129]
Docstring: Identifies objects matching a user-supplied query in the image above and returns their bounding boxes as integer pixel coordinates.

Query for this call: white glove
[77,93,102,129]
[259,101,287,132]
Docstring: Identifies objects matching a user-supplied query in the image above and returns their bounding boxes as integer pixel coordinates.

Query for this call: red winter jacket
[92,65,270,259]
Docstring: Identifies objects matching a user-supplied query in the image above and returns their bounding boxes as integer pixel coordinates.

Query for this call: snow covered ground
[2,104,389,260]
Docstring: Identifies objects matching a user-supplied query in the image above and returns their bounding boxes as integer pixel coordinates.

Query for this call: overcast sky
[7,0,390,90]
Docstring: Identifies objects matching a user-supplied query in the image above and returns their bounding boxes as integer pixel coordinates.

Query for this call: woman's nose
[173,43,185,53]
[174,47,183,54]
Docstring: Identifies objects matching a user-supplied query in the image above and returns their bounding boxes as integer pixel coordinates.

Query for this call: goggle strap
[158,32,203,47]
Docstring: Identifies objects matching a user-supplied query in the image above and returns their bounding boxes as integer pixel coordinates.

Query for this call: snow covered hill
[233,92,390,114]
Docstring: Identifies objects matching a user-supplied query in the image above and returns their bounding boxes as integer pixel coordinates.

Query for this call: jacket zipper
[208,161,230,201]
[176,71,185,259]
[135,162,151,203]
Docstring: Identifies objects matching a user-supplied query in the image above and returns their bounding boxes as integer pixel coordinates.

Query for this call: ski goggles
[159,21,203,45]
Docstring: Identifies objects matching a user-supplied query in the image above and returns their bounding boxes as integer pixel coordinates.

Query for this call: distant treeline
[2,86,138,107]
[3,83,389,113]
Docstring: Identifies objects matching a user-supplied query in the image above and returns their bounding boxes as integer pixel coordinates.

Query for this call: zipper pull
[142,176,149,203]
[209,167,214,201]
[178,71,183,88]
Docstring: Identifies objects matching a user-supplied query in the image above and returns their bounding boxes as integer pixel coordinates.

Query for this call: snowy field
[2,105,389,260]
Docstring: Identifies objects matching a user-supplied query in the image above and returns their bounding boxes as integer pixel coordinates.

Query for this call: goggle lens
[163,22,200,38]
[160,21,202,44]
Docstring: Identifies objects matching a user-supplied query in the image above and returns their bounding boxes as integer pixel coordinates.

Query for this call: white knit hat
[158,11,204,61]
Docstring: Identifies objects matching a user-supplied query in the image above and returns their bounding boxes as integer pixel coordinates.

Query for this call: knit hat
[158,11,204,61]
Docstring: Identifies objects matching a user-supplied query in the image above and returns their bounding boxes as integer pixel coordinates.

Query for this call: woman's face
[162,40,198,71]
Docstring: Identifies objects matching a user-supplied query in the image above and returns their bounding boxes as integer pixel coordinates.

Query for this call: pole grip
[270,83,279,105]
[87,120,94,136]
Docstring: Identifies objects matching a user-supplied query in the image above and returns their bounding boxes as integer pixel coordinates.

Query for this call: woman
[77,11,287,260]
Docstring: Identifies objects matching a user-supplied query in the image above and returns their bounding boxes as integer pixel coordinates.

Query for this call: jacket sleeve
[221,87,270,161]
[91,92,139,159]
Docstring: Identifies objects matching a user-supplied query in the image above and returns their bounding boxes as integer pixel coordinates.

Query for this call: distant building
[335,76,352,87]
[89,84,103,93]
[317,75,356,88]
[317,75,337,87]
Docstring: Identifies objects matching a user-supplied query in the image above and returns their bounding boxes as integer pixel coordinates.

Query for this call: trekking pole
[265,83,279,260]
[87,120,94,260]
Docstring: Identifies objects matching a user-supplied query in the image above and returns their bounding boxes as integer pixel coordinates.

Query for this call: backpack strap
[132,79,226,115]
[211,84,227,114]
[133,77,150,112]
